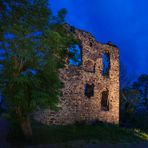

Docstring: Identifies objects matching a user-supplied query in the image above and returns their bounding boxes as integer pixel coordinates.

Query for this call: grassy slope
[28,121,148,145]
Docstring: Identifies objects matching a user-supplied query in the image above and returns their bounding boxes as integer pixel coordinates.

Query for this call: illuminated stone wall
[34,27,120,125]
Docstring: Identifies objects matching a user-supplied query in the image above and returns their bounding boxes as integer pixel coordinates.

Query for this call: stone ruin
[34,26,120,125]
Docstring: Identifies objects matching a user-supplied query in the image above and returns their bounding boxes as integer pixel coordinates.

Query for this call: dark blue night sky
[50,0,148,78]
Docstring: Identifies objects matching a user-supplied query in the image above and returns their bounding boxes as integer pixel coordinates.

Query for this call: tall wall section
[34,27,120,125]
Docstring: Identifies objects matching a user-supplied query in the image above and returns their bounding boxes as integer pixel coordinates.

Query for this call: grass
[27,121,148,145]
[9,120,148,146]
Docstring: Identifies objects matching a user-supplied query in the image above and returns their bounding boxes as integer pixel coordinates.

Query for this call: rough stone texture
[34,27,120,125]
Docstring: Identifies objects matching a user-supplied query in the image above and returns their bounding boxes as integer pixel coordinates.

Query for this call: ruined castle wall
[34,28,120,125]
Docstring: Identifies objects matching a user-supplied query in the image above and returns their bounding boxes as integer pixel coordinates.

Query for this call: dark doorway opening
[101,90,109,111]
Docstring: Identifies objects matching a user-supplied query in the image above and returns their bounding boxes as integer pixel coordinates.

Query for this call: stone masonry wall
[34,27,120,125]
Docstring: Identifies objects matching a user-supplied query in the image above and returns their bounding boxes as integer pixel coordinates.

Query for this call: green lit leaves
[0,0,76,122]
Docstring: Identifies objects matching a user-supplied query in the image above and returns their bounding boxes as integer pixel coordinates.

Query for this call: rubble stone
[34,27,120,125]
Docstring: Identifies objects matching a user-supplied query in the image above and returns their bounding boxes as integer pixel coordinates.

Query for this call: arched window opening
[101,90,109,111]
[69,44,82,66]
[85,84,94,98]
[102,52,110,77]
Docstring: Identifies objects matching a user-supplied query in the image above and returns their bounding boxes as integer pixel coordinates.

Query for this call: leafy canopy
[0,0,76,119]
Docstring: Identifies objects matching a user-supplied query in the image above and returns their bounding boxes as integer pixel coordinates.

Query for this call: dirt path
[0,118,11,148]
[26,141,148,148]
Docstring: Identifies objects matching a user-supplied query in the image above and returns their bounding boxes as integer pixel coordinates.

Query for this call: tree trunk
[12,58,32,139]
[16,106,32,140]
[20,116,32,140]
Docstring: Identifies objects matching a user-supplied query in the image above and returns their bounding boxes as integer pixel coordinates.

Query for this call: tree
[133,74,148,110]
[0,0,76,139]
[120,63,132,89]
[121,88,140,116]
[120,64,140,121]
